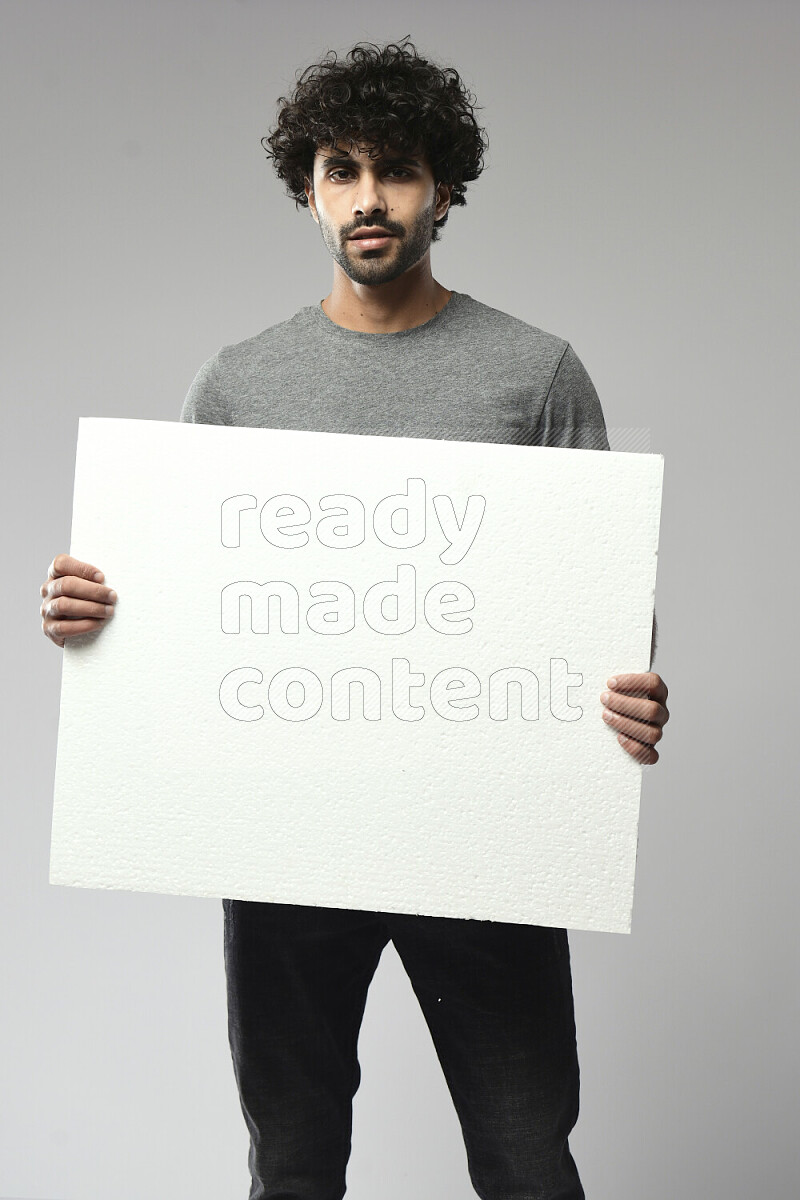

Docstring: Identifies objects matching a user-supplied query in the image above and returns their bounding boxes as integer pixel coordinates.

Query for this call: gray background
[2,1,797,1197]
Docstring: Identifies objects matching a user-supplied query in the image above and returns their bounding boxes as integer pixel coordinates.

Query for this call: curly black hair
[262,37,488,241]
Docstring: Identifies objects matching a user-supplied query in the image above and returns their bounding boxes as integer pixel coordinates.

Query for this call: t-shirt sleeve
[179,352,230,425]
[534,343,610,450]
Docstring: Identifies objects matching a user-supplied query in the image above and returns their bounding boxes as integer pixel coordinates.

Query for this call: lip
[349,227,394,240]
[347,229,395,248]
[349,236,394,250]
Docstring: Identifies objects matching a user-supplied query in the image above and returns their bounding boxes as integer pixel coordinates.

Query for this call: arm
[180,351,230,425]
[40,353,229,646]
[534,343,610,451]
[537,343,669,763]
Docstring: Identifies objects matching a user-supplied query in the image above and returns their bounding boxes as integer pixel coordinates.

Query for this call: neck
[321,260,452,333]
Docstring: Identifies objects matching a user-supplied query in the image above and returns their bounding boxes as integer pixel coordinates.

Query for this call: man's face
[304,141,450,286]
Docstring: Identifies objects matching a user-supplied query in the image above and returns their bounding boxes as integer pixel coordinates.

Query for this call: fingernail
[600,691,609,704]
[608,677,618,689]
[108,590,117,602]
[105,605,115,615]
[93,571,104,582]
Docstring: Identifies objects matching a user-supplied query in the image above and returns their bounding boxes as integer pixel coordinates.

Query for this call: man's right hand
[40,554,117,648]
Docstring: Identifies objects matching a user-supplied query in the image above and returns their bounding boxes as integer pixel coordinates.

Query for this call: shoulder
[215,307,314,372]
[459,294,568,354]
[181,308,313,423]
[455,294,581,393]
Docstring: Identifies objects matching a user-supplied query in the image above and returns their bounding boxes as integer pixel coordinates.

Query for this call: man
[40,38,669,1200]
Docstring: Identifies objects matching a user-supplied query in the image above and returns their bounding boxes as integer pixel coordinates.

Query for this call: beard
[317,198,436,286]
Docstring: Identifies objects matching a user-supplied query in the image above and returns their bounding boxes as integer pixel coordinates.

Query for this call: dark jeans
[223,899,585,1200]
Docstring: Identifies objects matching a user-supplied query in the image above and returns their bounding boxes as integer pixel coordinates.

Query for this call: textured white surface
[50,418,663,933]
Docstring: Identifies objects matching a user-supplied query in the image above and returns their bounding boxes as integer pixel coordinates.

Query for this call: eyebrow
[319,153,423,169]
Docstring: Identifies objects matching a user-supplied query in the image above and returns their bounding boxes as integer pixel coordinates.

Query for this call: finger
[43,616,106,644]
[48,554,106,583]
[617,731,659,765]
[602,706,662,745]
[41,595,115,622]
[601,690,668,726]
[41,577,117,612]
[41,574,117,605]
[607,672,668,703]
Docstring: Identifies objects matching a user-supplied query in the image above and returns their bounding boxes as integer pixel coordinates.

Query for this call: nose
[352,173,387,219]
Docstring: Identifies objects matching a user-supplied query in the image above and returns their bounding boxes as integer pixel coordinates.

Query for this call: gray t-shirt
[180,290,609,452]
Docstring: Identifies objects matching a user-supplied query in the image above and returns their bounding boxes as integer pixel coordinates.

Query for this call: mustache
[347,221,403,236]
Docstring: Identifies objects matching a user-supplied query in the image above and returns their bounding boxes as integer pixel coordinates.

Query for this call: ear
[435,181,453,222]
[304,176,319,224]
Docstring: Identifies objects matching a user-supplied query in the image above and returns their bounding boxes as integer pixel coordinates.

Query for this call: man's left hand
[600,673,670,765]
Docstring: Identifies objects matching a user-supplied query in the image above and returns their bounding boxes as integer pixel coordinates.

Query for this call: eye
[327,166,412,181]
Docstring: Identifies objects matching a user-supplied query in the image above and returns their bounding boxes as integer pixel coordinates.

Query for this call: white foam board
[50,419,663,933]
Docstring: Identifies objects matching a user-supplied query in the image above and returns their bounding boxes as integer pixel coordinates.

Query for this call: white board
[50,418,663,933]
